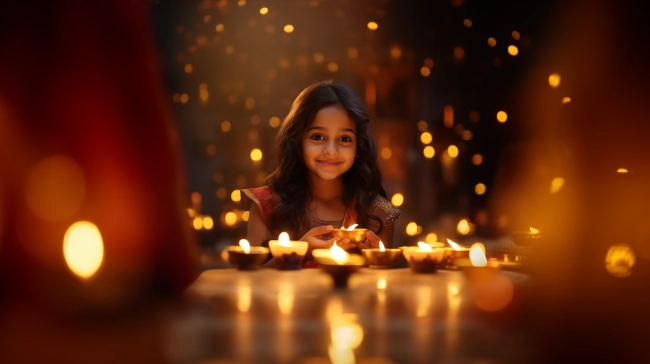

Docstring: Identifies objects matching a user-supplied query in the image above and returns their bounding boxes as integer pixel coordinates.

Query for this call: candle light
[402,242,445,273]
[462,242,501,280]
[331,224,368,244]
[312,243,366,287]
[268,232,309,270]
[511,226,542,246]
[361,240,402,269]
[443,239,472,268]
[227,239,270,270]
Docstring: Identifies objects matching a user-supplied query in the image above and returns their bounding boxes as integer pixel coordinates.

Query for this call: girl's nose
[323,141,338,156]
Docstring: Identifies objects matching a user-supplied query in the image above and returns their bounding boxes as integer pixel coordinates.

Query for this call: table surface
[183,266,534,364]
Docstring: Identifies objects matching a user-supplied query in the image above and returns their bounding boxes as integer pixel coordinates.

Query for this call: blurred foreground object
[0,0,199,313]
[506,0,650,362]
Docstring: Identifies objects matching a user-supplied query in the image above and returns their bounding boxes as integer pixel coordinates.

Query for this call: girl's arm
[246,205,271,246]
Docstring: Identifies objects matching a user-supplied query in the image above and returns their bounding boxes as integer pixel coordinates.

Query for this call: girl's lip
[317,160,342,166]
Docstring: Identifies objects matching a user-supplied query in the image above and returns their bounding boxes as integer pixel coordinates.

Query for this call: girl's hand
[356,230,381,250]
[300,225,355,251]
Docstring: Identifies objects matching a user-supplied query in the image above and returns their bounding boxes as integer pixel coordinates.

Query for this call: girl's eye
[340,136,353,142]
[310,134,324,141]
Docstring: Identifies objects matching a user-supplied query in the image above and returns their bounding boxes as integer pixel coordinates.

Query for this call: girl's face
[301,105,357,183]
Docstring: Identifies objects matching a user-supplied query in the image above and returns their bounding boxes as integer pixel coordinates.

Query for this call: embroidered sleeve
[368,195,401,228]
[240,187,273,226]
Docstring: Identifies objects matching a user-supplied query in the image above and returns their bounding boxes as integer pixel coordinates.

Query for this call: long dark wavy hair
[266,80,386,239]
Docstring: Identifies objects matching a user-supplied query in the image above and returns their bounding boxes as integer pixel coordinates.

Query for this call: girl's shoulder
[366,194,401,226]
[240,186,275,224]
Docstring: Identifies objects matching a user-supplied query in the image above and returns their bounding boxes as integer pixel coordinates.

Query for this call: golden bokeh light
[259,7,268,15]
[202,216,214,230]
[192,216,203,230]
[367,22,378,30]
[184,64,193,73]
[63,221,104,279]
[487,37,497,47]
[283,24,294,33]
[423,146,435,158]
[447,145,459,158]
[224,212,237,226]
[605,244,636,278]
[425,233,438,244]
[424,58,434,68]
[242,211,250,222]
[216,187,227,200]
[463,19,472,27]
[391,193,404,207]
[444,105,454,128]
[496,111,508,123]
[453,46,464,60]
[215,24,224,32]
[327,62,339,72]
[562,97,571,104]
[199,83,208,102]
[250,148,263,161]
[512,31,521,40]
[390,46,401,58]
[406,222,418,236]
[347,47,359,59]
[462,130,473,140]
[180,93,189,103]
[475,183,486,195]
[472,154,483,165]
[548,73,561,87]
[420,131,433,144]
[420,66,431,77]
[206,144,216,156]
[221,121,231,132]
[313,53,324,63]
[417,120,428,131]
[457,219,470,235]
[269,116,281,128]
[617,168,628,173]
[508,45,519,56]
[245,97,255,110]
[231,190,241,202]
[380,147,392,159]
[550,177,565,194]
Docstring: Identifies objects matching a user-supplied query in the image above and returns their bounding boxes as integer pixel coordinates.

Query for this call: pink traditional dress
[241,186,400,267]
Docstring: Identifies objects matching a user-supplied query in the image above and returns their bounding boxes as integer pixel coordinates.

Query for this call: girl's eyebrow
[306,125,357,135]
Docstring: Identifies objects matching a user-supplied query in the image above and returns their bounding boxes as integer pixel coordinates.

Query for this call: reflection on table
[184,267,533,364]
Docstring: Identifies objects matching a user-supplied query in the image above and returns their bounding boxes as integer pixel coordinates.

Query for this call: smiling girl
[241,80,400,261]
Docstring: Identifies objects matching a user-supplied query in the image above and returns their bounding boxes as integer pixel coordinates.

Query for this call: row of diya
[225,225,521,287]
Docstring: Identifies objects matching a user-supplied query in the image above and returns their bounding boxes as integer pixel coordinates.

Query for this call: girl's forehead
[309,105,356,131]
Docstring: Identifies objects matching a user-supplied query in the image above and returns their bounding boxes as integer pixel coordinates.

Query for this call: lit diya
[331,224,368,244]
[461,242,501,280]
[511,227,542,246]
[443,239,472,268]
[268,232,309,270]
[312,243,366,288]
[227,239,269,270]
[361,240,402,268]
[402,242,445,273]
